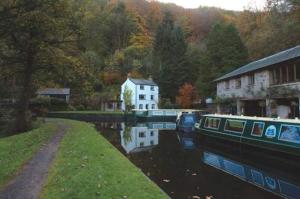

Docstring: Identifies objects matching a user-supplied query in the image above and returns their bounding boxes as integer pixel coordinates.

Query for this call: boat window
[251,122,265,137]
[204,117,221,129]
[224,119,246,133]
[278,124,300,144]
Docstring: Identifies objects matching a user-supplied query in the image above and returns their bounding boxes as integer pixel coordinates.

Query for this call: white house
[120,77,159,110]
[120,123,159,154]
[215,45,300,118]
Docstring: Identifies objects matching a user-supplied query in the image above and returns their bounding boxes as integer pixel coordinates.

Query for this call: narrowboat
[196,114,300,156]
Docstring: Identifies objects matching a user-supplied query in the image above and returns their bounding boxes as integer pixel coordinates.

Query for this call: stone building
[215,45,300,118]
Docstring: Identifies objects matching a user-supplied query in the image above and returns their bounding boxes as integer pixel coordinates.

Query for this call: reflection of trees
[123,125,132,145]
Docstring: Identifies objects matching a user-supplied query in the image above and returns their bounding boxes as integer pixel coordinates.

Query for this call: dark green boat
[196,114,300,156]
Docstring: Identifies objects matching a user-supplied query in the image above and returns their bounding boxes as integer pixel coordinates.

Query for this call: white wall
[120,78,159,110]
[120,123,159,154]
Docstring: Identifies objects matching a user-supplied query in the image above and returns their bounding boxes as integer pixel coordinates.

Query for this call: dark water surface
[95,122,300,199]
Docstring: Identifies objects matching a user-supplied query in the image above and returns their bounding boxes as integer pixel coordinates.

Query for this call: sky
[156,0,267,11]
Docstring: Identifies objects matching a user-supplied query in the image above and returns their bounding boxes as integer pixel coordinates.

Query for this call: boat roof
[204,114,300,124]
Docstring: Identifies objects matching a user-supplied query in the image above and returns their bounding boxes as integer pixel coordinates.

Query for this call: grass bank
[0,121,57,188]
[41,119,168,199]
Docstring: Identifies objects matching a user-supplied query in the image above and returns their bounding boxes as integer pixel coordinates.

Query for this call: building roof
[215,45,300,82]
[37,88,70,95]
[129,78,158,86]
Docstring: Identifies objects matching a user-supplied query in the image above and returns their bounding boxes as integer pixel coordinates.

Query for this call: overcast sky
[156,0,267,11]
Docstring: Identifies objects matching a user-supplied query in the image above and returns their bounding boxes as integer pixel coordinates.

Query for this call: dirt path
[0,122,69,199]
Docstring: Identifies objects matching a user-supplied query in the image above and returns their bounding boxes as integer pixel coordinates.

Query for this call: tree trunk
[13,52,34,133]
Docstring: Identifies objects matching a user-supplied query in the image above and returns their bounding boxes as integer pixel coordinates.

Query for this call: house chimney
[148,75,153,81]
[127,73,131,78]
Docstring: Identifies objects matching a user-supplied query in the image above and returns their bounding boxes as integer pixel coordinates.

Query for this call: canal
[95,121,300,199]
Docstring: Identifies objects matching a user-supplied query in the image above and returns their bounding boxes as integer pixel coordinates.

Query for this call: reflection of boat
[196,114,300,156]
[120,123,159,154]
[203,151,300,199]
[177,129,196,150]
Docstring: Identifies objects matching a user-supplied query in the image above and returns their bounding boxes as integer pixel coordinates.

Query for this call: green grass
[41,120,168,199]
[0,122,57,188]
[50,110,124,115]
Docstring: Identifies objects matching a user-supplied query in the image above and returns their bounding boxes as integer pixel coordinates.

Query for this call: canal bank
[40,119,168,199]
[0,119,168,199]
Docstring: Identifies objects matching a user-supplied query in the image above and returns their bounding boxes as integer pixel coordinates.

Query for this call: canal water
[95,121,300,199]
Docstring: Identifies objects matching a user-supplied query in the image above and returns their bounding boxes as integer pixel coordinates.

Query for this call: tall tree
[153,11,189,102]
[0,0,81,133]
[197,22,248,97]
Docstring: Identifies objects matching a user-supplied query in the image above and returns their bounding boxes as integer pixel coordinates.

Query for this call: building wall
[217,70,271,99]
[121,78,159,110]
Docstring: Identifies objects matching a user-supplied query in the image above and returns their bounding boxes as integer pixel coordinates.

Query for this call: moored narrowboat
[196,114,300,156]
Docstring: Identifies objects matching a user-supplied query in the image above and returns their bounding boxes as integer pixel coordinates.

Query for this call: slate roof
[37,88,70,95]
[215,45,300,82]
[129,78,158,86]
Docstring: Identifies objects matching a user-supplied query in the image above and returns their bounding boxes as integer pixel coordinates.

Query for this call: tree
[153,12,189,102]
[123,85,133,112]
[196,22,248,97]
[176,83,196,108]
[0,0,81,133]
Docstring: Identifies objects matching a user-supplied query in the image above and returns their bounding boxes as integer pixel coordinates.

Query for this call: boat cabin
[197,114,300,156]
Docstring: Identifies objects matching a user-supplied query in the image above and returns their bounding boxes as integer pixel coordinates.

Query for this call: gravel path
[0,123,69,199]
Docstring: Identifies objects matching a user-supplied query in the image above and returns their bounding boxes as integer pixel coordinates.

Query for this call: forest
[0,0,300,132]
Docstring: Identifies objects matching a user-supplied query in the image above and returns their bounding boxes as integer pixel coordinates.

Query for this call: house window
[140,142,144,147]
[139,132,146,138]
[224,119,246,134]
[139,95,145,100]
[236,78,241,89]
[139,104,143,109]
[151,104,155,109]
[146,104,149,109]
[150,131,154,136]
[225,81,230,89]
[150,140,154,145]
[140,85,144,90]
[296,62,300,80]
[248,74,255,86]
[151,95,154,100]
[151,86,154,91]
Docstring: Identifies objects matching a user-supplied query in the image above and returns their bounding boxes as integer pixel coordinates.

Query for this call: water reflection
[203,151,300,199]
[96,121,300,199]
[120,122,176,154]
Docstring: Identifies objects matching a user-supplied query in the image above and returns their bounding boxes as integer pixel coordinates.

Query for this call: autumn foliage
[176,83,197,108]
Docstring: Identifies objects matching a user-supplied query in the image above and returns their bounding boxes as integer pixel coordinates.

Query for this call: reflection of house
[215,45,300,118]
[120,123,159,154]
[37,88,70,103]
[120,77,159,110]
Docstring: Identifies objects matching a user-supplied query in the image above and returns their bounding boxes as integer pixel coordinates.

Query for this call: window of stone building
[225,81,230,89]
[236,78,241,89]
[248,74,255,85]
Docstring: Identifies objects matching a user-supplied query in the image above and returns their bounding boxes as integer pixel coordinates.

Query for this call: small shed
[37,88,70,103]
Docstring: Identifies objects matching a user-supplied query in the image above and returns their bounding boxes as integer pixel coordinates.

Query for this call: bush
[49,98,68,111]
[30,96,51,116]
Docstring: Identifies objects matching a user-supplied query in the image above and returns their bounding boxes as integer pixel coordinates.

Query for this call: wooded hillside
[0,0,299,132]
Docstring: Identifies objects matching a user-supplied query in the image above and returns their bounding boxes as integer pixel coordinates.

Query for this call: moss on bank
[41,119,168,199]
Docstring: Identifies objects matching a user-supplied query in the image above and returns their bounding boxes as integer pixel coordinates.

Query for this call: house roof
[215,45,300,82]
[129,78,158,86]
[37,88,70,95]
